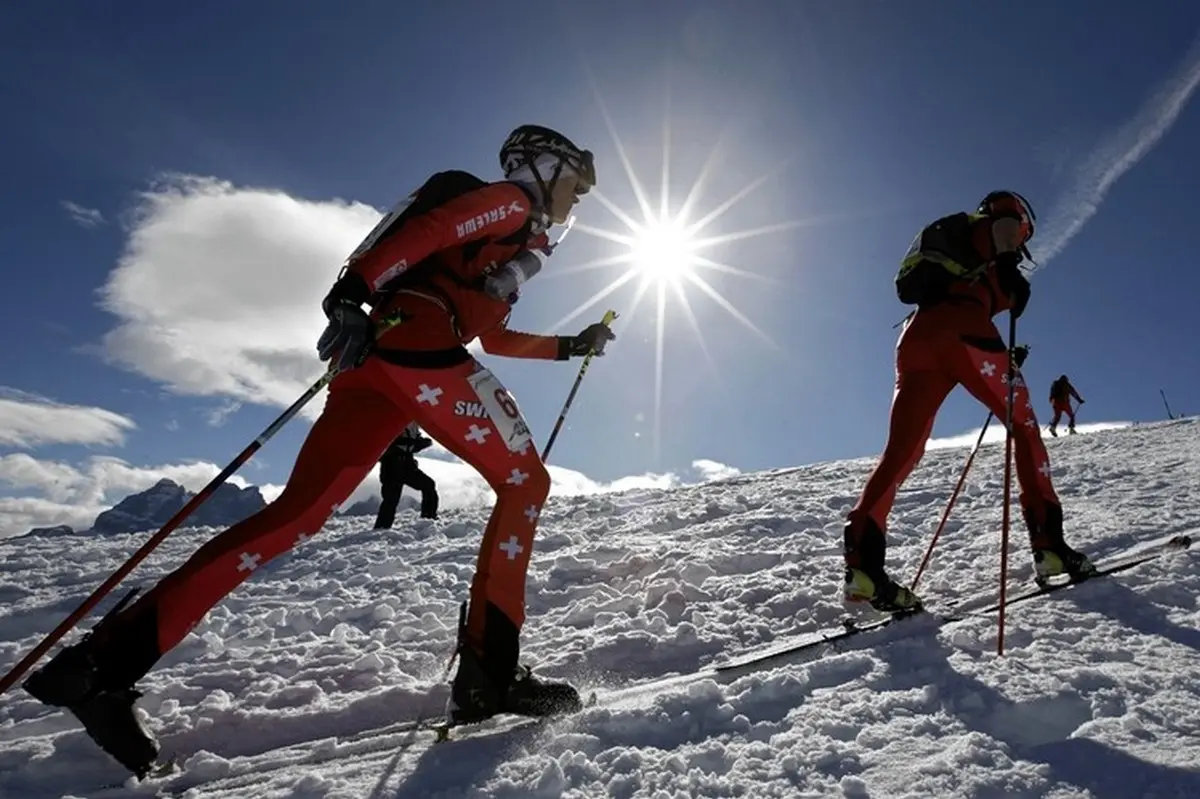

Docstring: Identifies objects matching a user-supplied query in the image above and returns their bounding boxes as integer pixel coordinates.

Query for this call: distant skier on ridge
[1048,374,1085,436]
[374,422,439,528]
[842,191,1096,613]
[23,125,615,777]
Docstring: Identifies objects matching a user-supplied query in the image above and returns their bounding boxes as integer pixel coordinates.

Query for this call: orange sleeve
[348,182,534,290]
[478,325,564,360]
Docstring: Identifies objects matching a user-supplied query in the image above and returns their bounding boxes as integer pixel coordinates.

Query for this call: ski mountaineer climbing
[1048,374,1084,436]
[374,422,439,528]
[842,191,1096,613]
[23,125,616,778]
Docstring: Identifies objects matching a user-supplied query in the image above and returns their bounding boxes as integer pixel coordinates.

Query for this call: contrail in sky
[1032,32,1200,269]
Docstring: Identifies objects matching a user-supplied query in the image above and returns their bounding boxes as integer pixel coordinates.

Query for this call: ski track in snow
[2,419,1199,798]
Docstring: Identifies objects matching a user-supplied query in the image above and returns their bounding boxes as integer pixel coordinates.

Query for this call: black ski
[713,533,1193,673]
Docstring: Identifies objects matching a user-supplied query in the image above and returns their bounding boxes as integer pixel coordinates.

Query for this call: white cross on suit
[506,469,529,486]
[238,552,262,573]
[465,424,491,445]
[416,384,444,406]
[499,536,524,560]
[524,505,540,523]
[1038,462,1052,478]
[980,361,997,378]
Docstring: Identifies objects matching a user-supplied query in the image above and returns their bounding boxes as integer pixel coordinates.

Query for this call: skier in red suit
[25,126,615,777]
[1048,375,1084,436]
[843,191,1096,613]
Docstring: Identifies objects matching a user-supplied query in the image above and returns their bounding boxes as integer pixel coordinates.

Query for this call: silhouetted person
[375,423,438,528]
[1049,375,1085,436]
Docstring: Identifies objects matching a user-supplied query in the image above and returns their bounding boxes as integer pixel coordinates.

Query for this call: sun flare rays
[563,83,816,459]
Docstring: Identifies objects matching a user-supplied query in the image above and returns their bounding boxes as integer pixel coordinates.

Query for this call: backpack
[895,212,985,306]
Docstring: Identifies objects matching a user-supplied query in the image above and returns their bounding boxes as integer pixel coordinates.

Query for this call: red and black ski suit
[1049,376,1083,429]
[846,212,1062,572]
[85,172,579,691]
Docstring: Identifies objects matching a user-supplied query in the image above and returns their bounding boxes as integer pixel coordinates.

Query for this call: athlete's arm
[478,324,564,360]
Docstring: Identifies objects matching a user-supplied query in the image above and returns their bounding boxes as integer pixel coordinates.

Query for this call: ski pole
[0,315,404,696]
[997,312,1019,656]
[541,309,618,462]
[1160,388,1175,420]
[911,412,993,591]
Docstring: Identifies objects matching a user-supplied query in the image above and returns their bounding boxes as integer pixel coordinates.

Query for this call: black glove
[1011,344,1030,368]
[995,252,1030,319]
[558,322,616,359]
[317,272,374,372]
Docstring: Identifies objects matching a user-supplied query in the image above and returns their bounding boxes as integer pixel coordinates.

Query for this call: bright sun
[629,217,698,282]
[541,92,802,461]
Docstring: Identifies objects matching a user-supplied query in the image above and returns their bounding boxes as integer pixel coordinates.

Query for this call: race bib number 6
[466,367,534,454]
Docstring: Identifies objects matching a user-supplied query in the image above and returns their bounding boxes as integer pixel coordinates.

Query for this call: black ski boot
[1025,502,1096,584]
[24,642,160,778]
[23,589,162,778]
[446,602,582,725]
[843,515,922,613]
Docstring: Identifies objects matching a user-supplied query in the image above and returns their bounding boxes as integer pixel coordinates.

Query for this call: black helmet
[500,125,596,193]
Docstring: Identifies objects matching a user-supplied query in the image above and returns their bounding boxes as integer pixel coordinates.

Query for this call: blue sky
[2,1,1199,536]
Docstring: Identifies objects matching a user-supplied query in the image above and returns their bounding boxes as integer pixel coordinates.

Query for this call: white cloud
[0,388,137,449]
[0,453,254,538]
[691,458,741,482]
[926,420,1131,451]
[98,174,384,417]
[61,200,105,228]
[1033,33,1200,267]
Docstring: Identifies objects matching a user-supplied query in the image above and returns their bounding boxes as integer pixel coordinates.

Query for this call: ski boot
[1068,424,1077,435]
[1049,424,1058,437]
[844,567,923,613]
[1024,502,1097,586]
[843,514,923,614]
[24,641,160,778]
[448,647,583,725]
[445,602,582,727]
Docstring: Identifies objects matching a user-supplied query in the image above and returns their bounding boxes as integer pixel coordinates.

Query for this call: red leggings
[852,316,1059,547]
[121,355,550,664]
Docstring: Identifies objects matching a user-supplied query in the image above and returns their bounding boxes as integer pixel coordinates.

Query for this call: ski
[713,532,1193,673]
[429,690,597,743]
[951,533,1193,618]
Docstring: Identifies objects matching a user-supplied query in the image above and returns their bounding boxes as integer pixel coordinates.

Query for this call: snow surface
[1,419,1198,798]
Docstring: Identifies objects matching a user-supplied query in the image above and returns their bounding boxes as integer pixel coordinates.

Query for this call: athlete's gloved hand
[317,272,375,372]
[995,252,1030,319]
[557,322,616,359]
[1011,344,1030,368]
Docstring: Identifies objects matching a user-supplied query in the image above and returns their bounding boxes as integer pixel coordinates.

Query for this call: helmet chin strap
[506,154,572,231]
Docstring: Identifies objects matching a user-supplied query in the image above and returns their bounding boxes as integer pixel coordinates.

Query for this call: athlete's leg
[403,468,439,518]
[846,369,955,572]
[379,358,550,684]
[48,364,411,692]
[952,334,1061,546]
